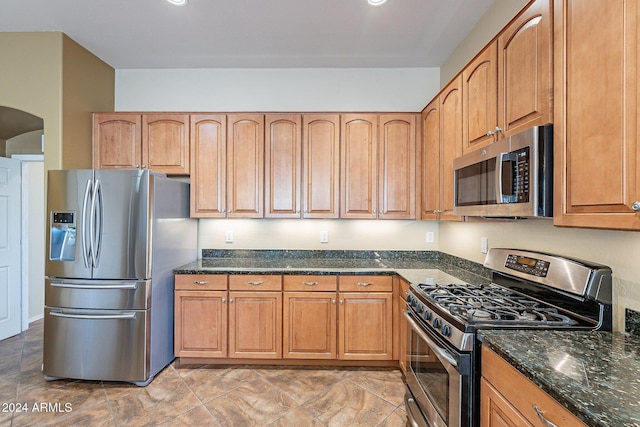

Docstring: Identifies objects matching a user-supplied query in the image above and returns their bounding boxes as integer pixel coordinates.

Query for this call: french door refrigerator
[43,169,197,386]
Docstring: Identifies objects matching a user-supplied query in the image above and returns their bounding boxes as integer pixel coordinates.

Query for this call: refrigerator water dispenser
[50,212,76,261]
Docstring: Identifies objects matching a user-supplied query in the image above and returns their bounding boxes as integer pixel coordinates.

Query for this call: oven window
[409,328,449,423]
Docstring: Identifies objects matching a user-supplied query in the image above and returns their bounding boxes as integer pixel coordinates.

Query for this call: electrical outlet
[320,230,329,243]
[426,231,435,243]
[225,230,233,243]
[481,237,488,254]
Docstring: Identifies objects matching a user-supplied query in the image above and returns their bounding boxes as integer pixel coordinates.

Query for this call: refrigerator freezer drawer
[45,278,151,310]
[43,308,150,383]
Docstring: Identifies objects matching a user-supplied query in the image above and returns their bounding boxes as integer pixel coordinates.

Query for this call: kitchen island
[479,330,640,427]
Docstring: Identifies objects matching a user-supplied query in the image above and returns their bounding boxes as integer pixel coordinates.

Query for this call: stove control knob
[422,310,431,321]
[441,324,451,336]
[415,303,424,314]
[433,318,441,329]
[406,294,413,304]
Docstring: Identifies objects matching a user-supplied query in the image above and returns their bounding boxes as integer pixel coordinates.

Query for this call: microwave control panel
[512,147,530,203]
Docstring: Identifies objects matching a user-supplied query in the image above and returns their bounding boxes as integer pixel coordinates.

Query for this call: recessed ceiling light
[166,0,188,6]
[368,0,388,5]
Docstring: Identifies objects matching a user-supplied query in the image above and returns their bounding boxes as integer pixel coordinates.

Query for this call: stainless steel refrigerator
[43,169,197,386]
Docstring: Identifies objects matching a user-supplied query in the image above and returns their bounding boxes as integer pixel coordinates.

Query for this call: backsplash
[625,309,640,336]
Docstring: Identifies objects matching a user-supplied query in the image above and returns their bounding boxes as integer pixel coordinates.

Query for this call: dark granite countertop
[172,250,492,287]
[479,330,640,427]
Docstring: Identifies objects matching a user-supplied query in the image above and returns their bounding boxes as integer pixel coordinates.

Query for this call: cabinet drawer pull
[193,281,209,285]
[301,281,319,286]
[357,282,373,287]
[532,404,557,427]
[247,281,264,286]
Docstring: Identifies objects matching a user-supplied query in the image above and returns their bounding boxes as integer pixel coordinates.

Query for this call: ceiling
[1,0,494,69]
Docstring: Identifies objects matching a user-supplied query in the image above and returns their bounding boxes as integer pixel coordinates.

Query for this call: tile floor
[0,320,407,426]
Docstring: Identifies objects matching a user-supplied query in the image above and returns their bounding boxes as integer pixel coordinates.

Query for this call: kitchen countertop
[172,250,492,287]
[479,330,640,427]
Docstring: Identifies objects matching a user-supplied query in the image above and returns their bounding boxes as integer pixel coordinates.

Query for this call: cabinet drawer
[283,275,337,291]
[175,274,227,291]
[229,275,282,291]
[339,275,393,292]
[481,346,586,427]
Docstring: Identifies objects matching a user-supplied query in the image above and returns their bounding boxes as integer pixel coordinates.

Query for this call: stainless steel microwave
[453,125,553,218]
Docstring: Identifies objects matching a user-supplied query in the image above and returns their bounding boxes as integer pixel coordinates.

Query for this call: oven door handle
[405,312,458,368]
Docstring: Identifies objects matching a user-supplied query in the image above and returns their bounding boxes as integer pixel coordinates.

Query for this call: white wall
[115,68,439,112]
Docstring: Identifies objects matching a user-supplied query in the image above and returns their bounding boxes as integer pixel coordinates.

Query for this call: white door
[0,156,22,340]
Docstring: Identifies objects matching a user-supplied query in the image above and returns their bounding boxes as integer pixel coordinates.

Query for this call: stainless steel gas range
[404,248,613,427]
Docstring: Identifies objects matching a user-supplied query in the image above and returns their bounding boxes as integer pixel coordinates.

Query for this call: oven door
[404,311,465,427]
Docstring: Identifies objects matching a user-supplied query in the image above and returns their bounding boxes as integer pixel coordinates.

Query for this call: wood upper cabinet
[302,114,340,218]
[554,0,640,230]
[190,114,227,218]
[341,114,378,218]
[93,113,141,170]
[439,77,464,221]
[93,113,189,175]
[481,346,587,427]
[227,114,265,218]
[463,42,498,154]
[462,0,553,155]
[228,291,282,359]
[421,98,440,220]
[143,114,190,174]
[265,114,302,218]
[497,0,553,136]
[378,114,417,219]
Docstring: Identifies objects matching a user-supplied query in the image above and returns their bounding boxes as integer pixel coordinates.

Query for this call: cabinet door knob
[494,126,503,133]
[332,299,336,304]
[631,201,640,212]
[135,164,140,168]
[221,298,226,303]
[486,130,495,137]
[229,298,234,303]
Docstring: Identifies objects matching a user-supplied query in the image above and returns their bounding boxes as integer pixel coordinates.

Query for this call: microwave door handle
[497,152,517,203]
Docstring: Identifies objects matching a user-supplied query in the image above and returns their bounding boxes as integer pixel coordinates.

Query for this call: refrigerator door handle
[50,282,138,290]
[89,179,102,268]
[81,179,93,268]
[95,179,103,267]
[49,311,137,320]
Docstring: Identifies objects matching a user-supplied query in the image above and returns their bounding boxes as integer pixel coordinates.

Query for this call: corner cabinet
[554,0,640,230]
[422,77,463,221]
[481,345,586,427]
[93,113,189,175]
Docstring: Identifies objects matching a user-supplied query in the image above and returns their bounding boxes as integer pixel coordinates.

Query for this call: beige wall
[439,0,529,87]
[6,130,43,157]
[62,34,115,169]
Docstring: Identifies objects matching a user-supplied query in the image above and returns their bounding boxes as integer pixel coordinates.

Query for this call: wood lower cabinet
[174,275,228,358]
[283,291,337,359]
[481,346,586,427]
[554,0,640,230]
[396,278,410,373]
[228,291,282,359]
[92,113,189,175]
[338,292,393,360]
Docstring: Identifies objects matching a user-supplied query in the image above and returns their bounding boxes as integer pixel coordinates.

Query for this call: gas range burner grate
[417,282,578,326]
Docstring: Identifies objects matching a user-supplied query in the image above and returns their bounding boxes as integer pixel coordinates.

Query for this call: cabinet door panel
[228,291,282,359]
[440,77,464,221]
[481,379,533,427]
[283,292,337,359]
[93,113,141,169]
[554,0,640,229]
[463,43,498,154]
[379,114,416,219]
[174,291,227,358]
[265,115,302,218]
[341,114,378,218]
[227,114,264,218]
[498,0,552,136]
[302,114,340,218]
[143,114,189,174]
[338,292,393,360]
[190,114,227,218]
[421,100,440,220]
